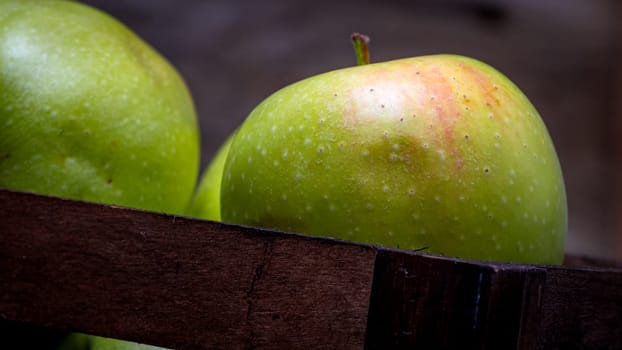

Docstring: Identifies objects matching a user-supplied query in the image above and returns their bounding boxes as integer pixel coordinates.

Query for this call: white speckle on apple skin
[437,149,446,160]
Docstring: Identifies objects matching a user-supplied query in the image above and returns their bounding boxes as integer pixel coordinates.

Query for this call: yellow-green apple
[0,0,200,215]
[188,134,234,221]
[221,35,567,264]
[58,332,166,350]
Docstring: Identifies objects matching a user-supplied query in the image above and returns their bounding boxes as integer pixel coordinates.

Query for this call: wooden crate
[0,188,621,349]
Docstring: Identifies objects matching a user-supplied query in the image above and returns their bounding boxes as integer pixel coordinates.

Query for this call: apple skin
[188,134,234,221]
[221,54,567,264]
[58,333,166,350]
[0,0,199,215]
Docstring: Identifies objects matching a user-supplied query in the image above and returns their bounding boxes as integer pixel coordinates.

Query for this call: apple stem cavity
[351,32,370,66]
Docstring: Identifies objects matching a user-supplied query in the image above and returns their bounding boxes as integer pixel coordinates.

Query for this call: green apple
[0,0,200,215]
[221,37,567,264]
[58,332,166,350]
[188,134,234,221]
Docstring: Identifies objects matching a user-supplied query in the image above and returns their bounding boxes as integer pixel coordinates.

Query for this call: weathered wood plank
[1,188,621,349]
[364,249,546,349]
[537,265,622,350]
[0,189,377,349]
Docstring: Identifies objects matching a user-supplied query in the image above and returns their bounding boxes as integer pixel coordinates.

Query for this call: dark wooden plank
[613,0,622,261]
[1,188,622,349]
[0,189,377,349]
[537,265,622,350]
[364,249,546,349]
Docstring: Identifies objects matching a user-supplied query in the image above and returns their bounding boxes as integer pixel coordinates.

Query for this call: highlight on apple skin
[220,53,567,265]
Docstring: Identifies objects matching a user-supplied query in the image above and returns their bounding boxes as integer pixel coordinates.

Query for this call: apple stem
[351,33,370,65]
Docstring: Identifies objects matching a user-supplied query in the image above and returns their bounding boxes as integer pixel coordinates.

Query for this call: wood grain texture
[1,189,621,349]
[365,250,546,349]
[537,265,622,350]
[0,189,377,349]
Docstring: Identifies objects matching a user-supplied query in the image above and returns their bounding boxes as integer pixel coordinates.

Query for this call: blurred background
[82,0,622,261]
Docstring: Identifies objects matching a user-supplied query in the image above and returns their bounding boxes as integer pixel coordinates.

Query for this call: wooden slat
[1,188,621,349]
[537,265,622,350]
[365,249,546,349]
[614,0,622,262]
[0,189,377,349]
